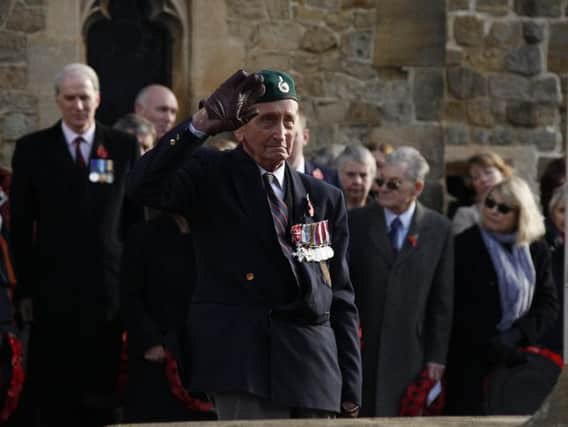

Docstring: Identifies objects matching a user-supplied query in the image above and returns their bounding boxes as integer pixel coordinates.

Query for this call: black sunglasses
[376,178,402,191]
[484,197,516,215]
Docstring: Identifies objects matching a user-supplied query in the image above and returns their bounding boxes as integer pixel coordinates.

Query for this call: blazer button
[169,138,177,146]
[245,272,255,281]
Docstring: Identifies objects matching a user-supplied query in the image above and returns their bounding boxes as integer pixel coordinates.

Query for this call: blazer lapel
[368,203,396,265]
[231,147,281,252]
[286,164,313,225]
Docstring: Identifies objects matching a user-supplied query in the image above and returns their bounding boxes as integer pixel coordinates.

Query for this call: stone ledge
[112,415,529,427]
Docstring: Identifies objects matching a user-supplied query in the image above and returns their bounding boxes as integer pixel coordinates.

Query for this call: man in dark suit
[348,146,453,416]
[127,69,362,419]
[10,63,143,426]
[288,111,341,188]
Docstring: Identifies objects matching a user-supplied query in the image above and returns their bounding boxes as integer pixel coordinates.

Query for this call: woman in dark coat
[446,176,559,415]
[121,214,214,423]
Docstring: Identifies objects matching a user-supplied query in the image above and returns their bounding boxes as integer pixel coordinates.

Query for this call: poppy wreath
[399,370,445,416]
[117,331,213,413]
[0,333,24,423]
[164,350,213,412]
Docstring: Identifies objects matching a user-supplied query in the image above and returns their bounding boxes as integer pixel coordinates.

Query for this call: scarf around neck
[480,227,536,332]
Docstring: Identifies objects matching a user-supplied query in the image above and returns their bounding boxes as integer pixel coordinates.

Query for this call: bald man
[134,84,179,138]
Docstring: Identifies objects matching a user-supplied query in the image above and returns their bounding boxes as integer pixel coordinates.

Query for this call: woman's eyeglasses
[484,197,516,215]
[375,178,402,191]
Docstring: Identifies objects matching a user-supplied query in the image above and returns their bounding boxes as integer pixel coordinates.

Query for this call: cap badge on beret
[277,76,290,94]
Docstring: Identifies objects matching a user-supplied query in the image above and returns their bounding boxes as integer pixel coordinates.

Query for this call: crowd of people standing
[0,63,564,426]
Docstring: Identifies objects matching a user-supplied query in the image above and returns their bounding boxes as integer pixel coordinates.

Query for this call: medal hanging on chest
[290,220,334,262]
[89,159,114,184]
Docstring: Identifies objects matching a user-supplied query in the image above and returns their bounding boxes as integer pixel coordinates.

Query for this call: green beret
[255,69,298,103]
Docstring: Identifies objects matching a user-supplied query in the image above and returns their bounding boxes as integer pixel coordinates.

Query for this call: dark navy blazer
[127,122,362,412]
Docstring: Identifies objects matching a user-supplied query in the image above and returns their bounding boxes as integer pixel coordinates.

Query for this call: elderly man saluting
[127,70,362,419]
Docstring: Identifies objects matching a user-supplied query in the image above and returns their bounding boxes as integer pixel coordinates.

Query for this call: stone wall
[445,0,567,191]
[0,0,83,163]
[0,0,47,162]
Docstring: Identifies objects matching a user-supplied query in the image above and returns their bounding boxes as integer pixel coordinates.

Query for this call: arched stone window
[82,0,189,126]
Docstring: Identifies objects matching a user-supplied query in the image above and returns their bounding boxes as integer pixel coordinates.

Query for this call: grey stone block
[2,113,36,140]
[514,0,563,17]
[487,21,522,48]
[506,45,543,76]
[506,102,559,127]
[531,74,562,104]
[471,126,492,144]
[490,127,515,145]
[517,127,560,151]
[523,21,545,44]
[445,123,470,145]
[413,69,444,121]
[489,73,531,101]
[0,31,26,62]
[447,66,487,99]
[341,30,372,61]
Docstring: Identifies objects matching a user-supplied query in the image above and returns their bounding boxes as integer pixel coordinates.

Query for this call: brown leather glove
[199,69,265,134]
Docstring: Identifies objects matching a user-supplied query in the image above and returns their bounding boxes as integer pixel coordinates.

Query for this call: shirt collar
[258,162,286,190]
[61,121,96,146]
[384,201,416,230]
[294,158,305,174]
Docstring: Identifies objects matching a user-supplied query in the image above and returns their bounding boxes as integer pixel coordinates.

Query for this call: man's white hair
[384,146,430,182]
[54,63,100,95]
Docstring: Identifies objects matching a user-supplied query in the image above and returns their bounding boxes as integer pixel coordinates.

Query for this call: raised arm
[126,70,265,216]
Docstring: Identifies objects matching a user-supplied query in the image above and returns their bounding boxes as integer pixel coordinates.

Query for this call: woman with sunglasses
[452,152,513,235]
[446,176,558,415]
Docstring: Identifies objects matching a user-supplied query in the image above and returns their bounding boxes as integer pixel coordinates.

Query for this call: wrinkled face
[136,88,178,138]
[470,164,504,200]
[376,164,422,214]
[551,201,566,236]
[56,73,100,134]
[339,160,374,208]
[481,189,519,234]
[235,99,298,171]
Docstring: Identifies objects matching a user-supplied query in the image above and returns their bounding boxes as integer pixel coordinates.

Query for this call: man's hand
[425,362,445,382]
[340,401,359,418]
[144,345,166,363]
[195,70,265,135]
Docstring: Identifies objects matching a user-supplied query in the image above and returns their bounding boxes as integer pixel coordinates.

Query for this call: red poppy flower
[407,234,418,248]
[96,145,109,158]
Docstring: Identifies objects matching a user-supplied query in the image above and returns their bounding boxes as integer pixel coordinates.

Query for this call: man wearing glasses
[347,146,453,416]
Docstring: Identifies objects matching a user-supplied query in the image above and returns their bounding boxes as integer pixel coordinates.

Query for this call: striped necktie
[73,136,86,168]
[263,173,292,256]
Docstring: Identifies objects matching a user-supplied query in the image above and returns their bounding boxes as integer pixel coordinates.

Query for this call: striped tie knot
[263,173,291,255]
[73,136,86,168]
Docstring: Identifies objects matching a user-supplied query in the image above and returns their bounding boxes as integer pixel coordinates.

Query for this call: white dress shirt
[258,163,286,200]
[61,121,95,164]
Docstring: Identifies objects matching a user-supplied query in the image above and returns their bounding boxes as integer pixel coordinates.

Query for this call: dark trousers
[214,393,336,420]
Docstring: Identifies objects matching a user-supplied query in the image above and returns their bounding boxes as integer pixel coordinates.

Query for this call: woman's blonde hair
[486,175,544,244]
